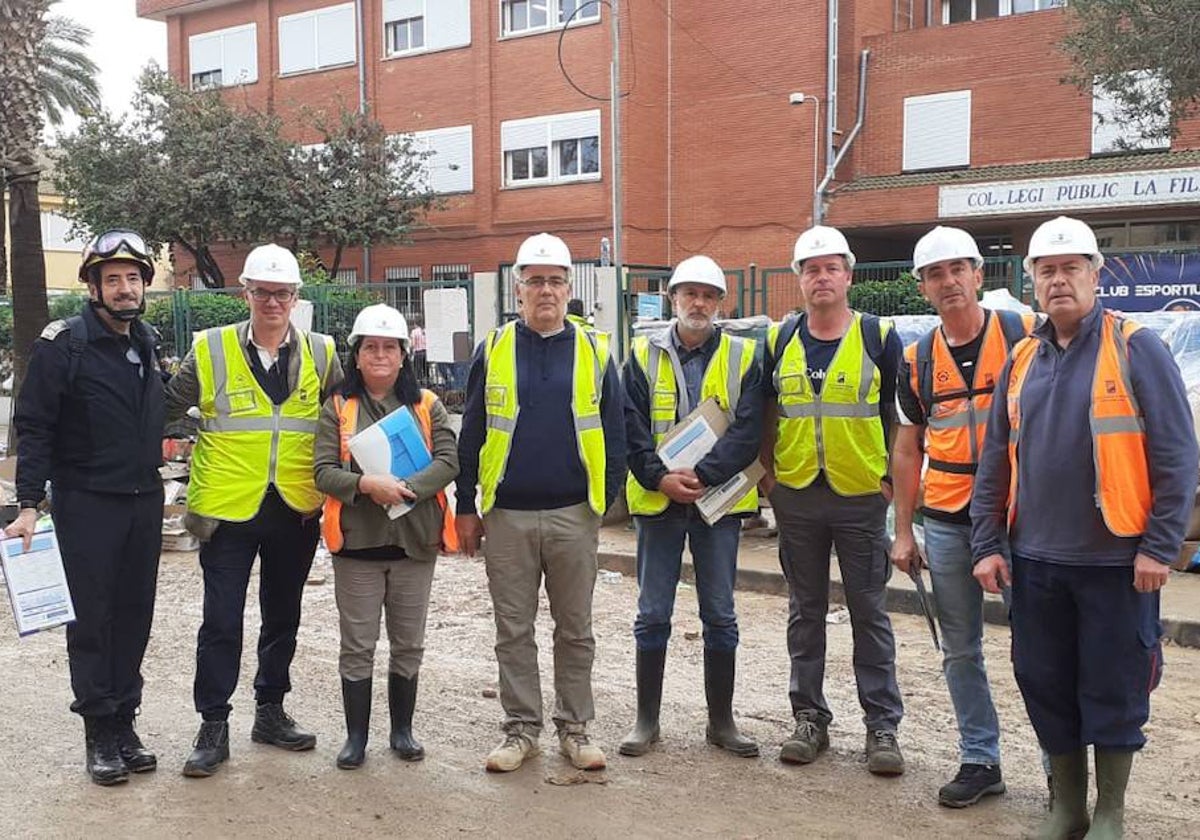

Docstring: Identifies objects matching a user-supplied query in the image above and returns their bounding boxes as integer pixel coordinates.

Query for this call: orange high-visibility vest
[1005,311,1150,537]
[905,310,1034,514]
[321,389,459,554]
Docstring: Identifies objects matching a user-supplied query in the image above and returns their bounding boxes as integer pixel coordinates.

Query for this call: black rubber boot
[337,678,372,770]
[113,711,157,773]
[618,648,667,757]
[702,648,759,757]
[84,717,129,786]
[1037,750,1091,840]
[388,673,424,761]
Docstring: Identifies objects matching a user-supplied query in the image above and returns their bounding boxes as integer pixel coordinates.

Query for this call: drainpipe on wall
[356,0,371,282]
[825,0,838,186]
[814,49,870,225]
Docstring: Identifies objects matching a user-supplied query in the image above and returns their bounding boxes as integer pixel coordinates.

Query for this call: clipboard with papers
[0,523,76,637]
[348,405,433,519]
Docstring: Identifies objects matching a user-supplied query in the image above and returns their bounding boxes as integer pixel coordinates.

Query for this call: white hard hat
[667,255,726,294]
[792,225,856,274]
[1024,216,1104,274]
[912,226,984,279]
[239,244,303,286]
[513,232,573,278]
[349,303,409,345]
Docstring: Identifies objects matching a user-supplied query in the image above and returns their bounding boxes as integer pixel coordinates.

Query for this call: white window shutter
[384,0,424,22]
[426,0,471,51]
[189,32,221,74]
[903,91,971,171]
[279,16,315,74]
[550,110,601,142]
[317,5,357,67]
[223,25,257,83]
[501,119,549,151]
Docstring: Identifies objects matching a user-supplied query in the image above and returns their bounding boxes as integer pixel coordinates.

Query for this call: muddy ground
[0,549,1197,839]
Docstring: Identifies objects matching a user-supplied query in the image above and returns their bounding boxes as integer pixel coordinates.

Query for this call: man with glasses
[165,244,342,777]
[456,233,626,773]
[7,230,166,785]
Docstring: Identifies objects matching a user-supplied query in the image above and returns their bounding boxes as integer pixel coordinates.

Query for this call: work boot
[779,710,829,765]
[702,648,759,757]
[866,730,905,776]
[182,720,229,778]
[1087,749,1133,840]
[618,647,667,757]
[485,730,540,773]
[938,763,1005,808]
[1037,750,1091,840]
[336,678,372,770]
[83,717,129,786]
[251,703,317,751]
[388,672,424,761]
[113,711,157,773]
[558,724,607,770]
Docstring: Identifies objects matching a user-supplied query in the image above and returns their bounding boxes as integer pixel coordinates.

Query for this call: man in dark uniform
[6,229,166,786]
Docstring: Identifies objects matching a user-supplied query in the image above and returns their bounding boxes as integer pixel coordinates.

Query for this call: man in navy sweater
[456,233,626,774]
[972,216,1198,839]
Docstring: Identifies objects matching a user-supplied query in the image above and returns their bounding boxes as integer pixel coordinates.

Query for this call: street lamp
[788,92,822,225]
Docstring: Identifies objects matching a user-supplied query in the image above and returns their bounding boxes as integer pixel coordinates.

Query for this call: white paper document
[0,527,76,637]
[695,461,766,526]
[656,398,729,471]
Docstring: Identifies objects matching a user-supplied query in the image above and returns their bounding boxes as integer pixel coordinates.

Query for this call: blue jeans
[633,512,741,652]
[923,518,1007,765]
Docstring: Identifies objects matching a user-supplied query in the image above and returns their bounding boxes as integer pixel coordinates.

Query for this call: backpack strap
[914,329,937,413]
[65,315,87,388]
[995,309,1028,351]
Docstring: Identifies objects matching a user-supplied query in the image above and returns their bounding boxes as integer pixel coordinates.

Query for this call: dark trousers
[52,487,163,719]
[193,490,320,720]
[1011,554,1163,754]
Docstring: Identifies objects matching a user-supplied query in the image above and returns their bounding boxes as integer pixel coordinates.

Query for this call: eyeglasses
[247,288,297,303]
[520,277,569,289]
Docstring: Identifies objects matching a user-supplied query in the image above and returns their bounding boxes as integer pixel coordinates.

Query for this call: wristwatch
[18,500,39,511]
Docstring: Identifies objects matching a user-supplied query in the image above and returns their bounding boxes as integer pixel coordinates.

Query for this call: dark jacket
[15,305,165,503]
[623,323,763,514]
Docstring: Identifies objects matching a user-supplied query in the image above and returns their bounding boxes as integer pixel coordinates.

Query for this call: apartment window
[384,1,469,55]
[411,125,474,193]
[501,1,597,37]
[1092,71,1170,155]
[279,3,356,75]
[189,23,257,89]
[335,268,359,285]
[40,211,88,252]
[432,263,471,283]
[385,266,423,281]
[943,0,1064,23]
[903,90,971,171]
[500,110,601,186]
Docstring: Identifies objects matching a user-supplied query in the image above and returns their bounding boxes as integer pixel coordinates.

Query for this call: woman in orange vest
[314,304,459,770]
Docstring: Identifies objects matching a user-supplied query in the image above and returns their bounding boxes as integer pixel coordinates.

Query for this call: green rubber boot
[1085,749,1133,840]
[1037,750,1091,840]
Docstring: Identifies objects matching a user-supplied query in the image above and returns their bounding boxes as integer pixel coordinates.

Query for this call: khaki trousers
[483,503,600,737]
[333,556,436,681]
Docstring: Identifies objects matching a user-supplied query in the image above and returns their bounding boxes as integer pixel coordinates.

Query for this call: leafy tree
[55,70,437,288]
[849,275,934,316]
[1061,1,1199,142]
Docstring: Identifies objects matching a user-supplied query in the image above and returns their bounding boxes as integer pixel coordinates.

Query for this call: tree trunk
[329,243,344,279]
[0,189,8,295]
[7,162,50,452]
[175,238,225,288]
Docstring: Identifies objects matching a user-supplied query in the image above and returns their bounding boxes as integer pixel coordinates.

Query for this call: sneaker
[866,730,905,776]
[485,732,540,773]
[938,763,1006,808]
[251,703,317,751]
[779,711,829,765]
[558,728,607,771]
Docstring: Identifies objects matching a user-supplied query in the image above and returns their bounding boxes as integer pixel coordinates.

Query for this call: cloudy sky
[47,0,168,135]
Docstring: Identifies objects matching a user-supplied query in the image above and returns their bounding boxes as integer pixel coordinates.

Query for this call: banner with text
[1098,252,1200,311]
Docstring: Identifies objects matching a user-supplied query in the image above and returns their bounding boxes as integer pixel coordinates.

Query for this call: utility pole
[610,0,623,273]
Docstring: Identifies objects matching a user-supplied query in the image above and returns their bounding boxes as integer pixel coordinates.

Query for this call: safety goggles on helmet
[79,229,154,283]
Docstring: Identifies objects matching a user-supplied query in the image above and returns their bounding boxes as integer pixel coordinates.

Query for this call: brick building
[136,1,1200,309]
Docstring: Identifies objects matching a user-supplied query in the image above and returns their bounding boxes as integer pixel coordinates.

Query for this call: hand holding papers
[349,405,432,520]
[0,523,76,637]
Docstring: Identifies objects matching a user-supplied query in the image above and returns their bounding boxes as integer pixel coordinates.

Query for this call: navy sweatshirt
[456,321,626,515]
[623,324,763,513]
[971,302,1199,567]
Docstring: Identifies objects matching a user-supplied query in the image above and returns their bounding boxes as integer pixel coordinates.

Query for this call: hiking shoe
[779,711,829,765]
[182,721,230,778]
[558,727,607,771]
[866,730,905,776]
[485,732,540,773]
[251,703,317,751]
[938,763,1006,808]
[113,714,157,773]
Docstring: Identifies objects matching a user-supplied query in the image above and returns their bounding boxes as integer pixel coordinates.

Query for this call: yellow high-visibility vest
[769,312,890,496]
[188,324,334,520]
[625,330,758,517]
[478,322,610,515]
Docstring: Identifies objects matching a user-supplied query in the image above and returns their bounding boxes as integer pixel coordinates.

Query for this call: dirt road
[1,550,1197,838]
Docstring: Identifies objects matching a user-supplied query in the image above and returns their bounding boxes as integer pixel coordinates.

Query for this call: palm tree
[0,0,53,433]
[0,12,100,295]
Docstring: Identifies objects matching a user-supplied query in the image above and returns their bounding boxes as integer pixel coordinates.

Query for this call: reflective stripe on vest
[321,390,459,554]
[768,312,890,496]
[1005,312,1150,537]
[625,330,759,517]
[905,310,1033,514]
[478,322,610,515]
[188,325,329,520]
